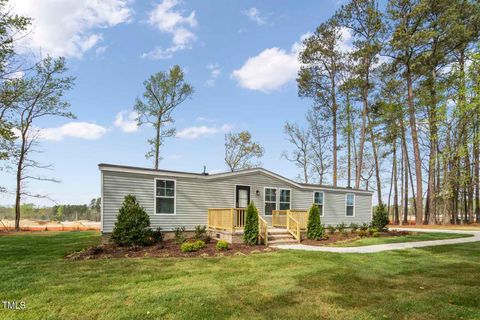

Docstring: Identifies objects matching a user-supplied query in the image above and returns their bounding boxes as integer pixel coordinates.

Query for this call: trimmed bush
[369,227,379,236]
[194,225,211,243]
[327,225,336,234]
[181,240,206,253]
[216,240,229,251]
[337,222,347,234]
[243,202,259,245]
[174,226,186,244]
[372,204,389,232]
[349,223,359,234]
[111,195,152,247]
[307,204,324,240]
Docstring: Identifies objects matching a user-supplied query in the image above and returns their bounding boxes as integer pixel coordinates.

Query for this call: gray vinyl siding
[101,170,372,233]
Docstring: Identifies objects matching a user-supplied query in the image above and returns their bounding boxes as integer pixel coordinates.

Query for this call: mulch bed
[66,239,275,261]
[301,230,411,246]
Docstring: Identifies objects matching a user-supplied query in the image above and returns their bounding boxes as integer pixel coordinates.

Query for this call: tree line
[283,0,480,225]
[0,198,101,222]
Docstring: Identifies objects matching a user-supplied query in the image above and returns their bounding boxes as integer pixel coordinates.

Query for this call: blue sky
[0,0,350,206]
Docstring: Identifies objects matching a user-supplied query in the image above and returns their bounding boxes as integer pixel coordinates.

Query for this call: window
[264,188,277,215]
[155,179,175,214]
[313,191,324,216]
[346,193,355,217]
[279,189,291,210]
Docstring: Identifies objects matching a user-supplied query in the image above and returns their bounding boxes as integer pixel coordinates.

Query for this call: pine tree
[307,204,323,240]
[243,202,259,245]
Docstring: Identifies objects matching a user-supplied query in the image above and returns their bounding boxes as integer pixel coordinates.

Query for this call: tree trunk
[475,117,480,222]
[331,72,338,187]
[401,123,409,224]
[406,67,423,224]
[355,57,369,189]
[14,134,27,231]
[347,96,352,188]
[368,118,382,205]
[393,140,399,224]
[427,69,438,224]
[154,118,161,170]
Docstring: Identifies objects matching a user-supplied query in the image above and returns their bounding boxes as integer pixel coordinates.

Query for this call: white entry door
[238,189,248,208]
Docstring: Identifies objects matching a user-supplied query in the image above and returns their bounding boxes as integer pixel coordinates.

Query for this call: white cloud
[242,7,266,25]
[205,63,221,87]
[232,34,312,93]
[114,110,138,133]
[338,27,353,52]
[11,0,132,58]
[142,0,197,59]
[38,122,107,141]
[176,124,233,139]
[95,45,108,56]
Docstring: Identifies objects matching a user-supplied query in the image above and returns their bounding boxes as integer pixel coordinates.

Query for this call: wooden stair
[267,228,298,245]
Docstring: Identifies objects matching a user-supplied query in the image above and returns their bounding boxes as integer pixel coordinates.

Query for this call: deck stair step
[268,238,298,245]
[266,228,297,244]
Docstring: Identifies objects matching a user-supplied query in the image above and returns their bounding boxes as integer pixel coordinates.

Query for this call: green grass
[1,231,480,320]
[331,232,472,247]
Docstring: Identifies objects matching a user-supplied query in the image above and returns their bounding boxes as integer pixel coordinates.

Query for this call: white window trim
[279,188,292,210]
[263,186,277,216]
[312,191,325,217]
[154,178,176,215]
[233,184,252,208]
[345,193,355,217]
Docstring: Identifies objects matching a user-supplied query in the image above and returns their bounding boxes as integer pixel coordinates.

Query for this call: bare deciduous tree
[224,131,264,172]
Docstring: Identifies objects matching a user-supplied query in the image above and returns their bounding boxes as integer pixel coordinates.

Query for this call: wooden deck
[207,208,308,244]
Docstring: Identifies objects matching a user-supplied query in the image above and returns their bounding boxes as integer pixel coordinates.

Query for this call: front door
[235,185,250,208]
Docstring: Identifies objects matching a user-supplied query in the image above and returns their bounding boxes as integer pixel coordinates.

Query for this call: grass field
[331,232,472,247]
[1,231,479,320]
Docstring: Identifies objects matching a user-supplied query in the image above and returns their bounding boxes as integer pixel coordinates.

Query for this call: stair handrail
[258,216,268,246]
[286,211,301,243]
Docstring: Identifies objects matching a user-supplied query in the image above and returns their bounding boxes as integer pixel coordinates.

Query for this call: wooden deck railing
[272,209,308,229]
[207,208,246,232]
[272,210,288,227]
[258,216,268,246]
[286,214,301,243]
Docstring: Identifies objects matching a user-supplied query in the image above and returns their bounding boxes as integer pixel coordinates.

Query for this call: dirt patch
[301,231,411,246]
[66,239,275,260]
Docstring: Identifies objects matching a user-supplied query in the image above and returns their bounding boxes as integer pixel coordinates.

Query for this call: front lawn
[1,231,479,319]
[331,232,472,247]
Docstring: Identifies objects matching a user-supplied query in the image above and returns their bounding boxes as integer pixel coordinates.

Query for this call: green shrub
[150,227,164,244]
[216,240,229,251]
[360,222,369,231]
[372,231,380,237]
[174,226,186,244]
[337,222,346,234]
[327,225,336,234]
[194,225,211,243]
[307,204,324,240]
[369,227,379,236]
[349,223,359,234]
[180,240,206,253]
[372,204,389,232]
[358,230,368,237]
[111,195,152,247]
[243,202,259,246]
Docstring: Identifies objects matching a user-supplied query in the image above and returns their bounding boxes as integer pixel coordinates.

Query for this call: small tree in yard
[243,202,259,245]
[307,204,323,240]
[372,204,389,232]
[111,195,152,247]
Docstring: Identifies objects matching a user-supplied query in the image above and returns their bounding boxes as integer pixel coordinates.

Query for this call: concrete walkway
[272,228,480,253]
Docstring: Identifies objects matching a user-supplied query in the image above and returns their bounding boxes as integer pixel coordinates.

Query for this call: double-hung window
[313,191,324,216]
[345,193,355,217]
[264,188,277,215]
[155,179,175,214]
[279,189,291,210]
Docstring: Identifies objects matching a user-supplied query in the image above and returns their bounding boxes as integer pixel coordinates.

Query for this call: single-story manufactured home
[99,163,373,244]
